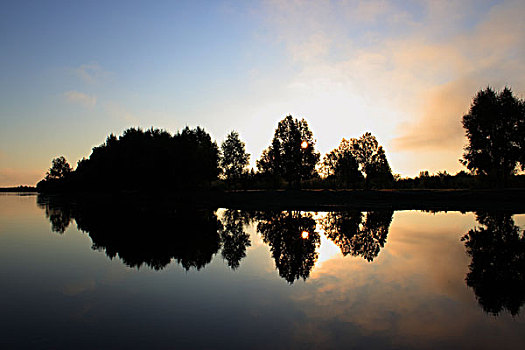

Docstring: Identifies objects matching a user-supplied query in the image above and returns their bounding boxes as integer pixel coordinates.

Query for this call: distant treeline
[0,186,37,192]
[37,87,525,192]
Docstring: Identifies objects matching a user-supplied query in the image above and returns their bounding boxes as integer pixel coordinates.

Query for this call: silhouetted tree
[38,127,220,193]
[257,116,320,186]
[220,131,250,182]
[462,212,525,316]
[321,210,393,261]
[220,209,252,269]
[461,87,525,186]
[350,133,393,188]
[45,156,72,180]
[175,126,221,188]
[322,134,392,188]
[321,139,364,188]
[257,211,320,283]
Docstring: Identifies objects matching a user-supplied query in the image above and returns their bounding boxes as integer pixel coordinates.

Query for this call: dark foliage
[461,87,525,186]
[37,127,219,193]
[257,115,320,187]
[322,133,393,188]
[462,212,525,316]
[321,139,363,188]
[219,209,253,270]
[45,156,72,180]
[37,196,72,234]
[37,195,222,271]
[321,210,393,261]
[256,210,320,283]
[220,131,250,184]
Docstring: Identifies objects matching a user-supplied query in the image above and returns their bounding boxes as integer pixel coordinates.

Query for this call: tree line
[37,86,525,192]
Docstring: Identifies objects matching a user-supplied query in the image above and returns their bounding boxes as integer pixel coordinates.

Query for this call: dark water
[1,193,524,349]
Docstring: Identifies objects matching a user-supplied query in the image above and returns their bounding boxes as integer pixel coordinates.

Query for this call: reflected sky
[1,194,524,349]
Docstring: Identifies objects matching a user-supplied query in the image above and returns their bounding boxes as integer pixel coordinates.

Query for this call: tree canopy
[37,127,219,192]
[257,115,320,185]
[45,156,72,180]
[322,133,393,188]
[220,131,250,181]
[461,87,525,186]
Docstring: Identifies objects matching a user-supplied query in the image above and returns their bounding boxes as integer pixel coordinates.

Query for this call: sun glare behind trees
[36,87,525,193]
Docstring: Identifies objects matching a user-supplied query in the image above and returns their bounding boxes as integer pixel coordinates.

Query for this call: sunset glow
[1,1,524,186]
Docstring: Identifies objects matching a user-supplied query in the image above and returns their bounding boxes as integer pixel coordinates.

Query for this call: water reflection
[321,210,393,261]
[256,211,320,283]
[38,195,399,282]
[462,212,525,316]
[35,196,525,314]
[220,209,253,270]
[38,195,222,271]
[37,196,72,234]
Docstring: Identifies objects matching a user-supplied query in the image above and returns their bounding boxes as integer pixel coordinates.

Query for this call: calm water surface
[1,193,524,349]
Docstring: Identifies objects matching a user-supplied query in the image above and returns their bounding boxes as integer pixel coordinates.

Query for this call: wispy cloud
[259,0,525,174]
[71,63,113,84]
[64,90,97,108]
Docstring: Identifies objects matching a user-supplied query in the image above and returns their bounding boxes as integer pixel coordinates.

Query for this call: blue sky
[1,0,524,186]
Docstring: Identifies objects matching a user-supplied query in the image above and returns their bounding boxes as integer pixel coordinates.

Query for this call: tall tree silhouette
[257,116,320,186]
[257,211,320,283]
[220,131,250,183]
[461,87,524,186]
[462,212,525,316]
[321,210,393,261]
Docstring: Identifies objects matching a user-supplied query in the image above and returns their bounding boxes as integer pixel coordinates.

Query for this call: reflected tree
[220,209,252,270]
[37,195,72,234]
[321,210,393,262]
[462,212,525,316]
[257,211,320,283]
[38,195,222,271]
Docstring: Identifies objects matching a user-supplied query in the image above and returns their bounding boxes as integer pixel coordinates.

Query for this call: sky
[1,0,524,186]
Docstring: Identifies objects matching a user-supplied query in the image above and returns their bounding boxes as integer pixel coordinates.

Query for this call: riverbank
[36,188,525,212]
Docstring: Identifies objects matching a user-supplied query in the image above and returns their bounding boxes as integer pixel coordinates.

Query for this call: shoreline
[32,188,525,212]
